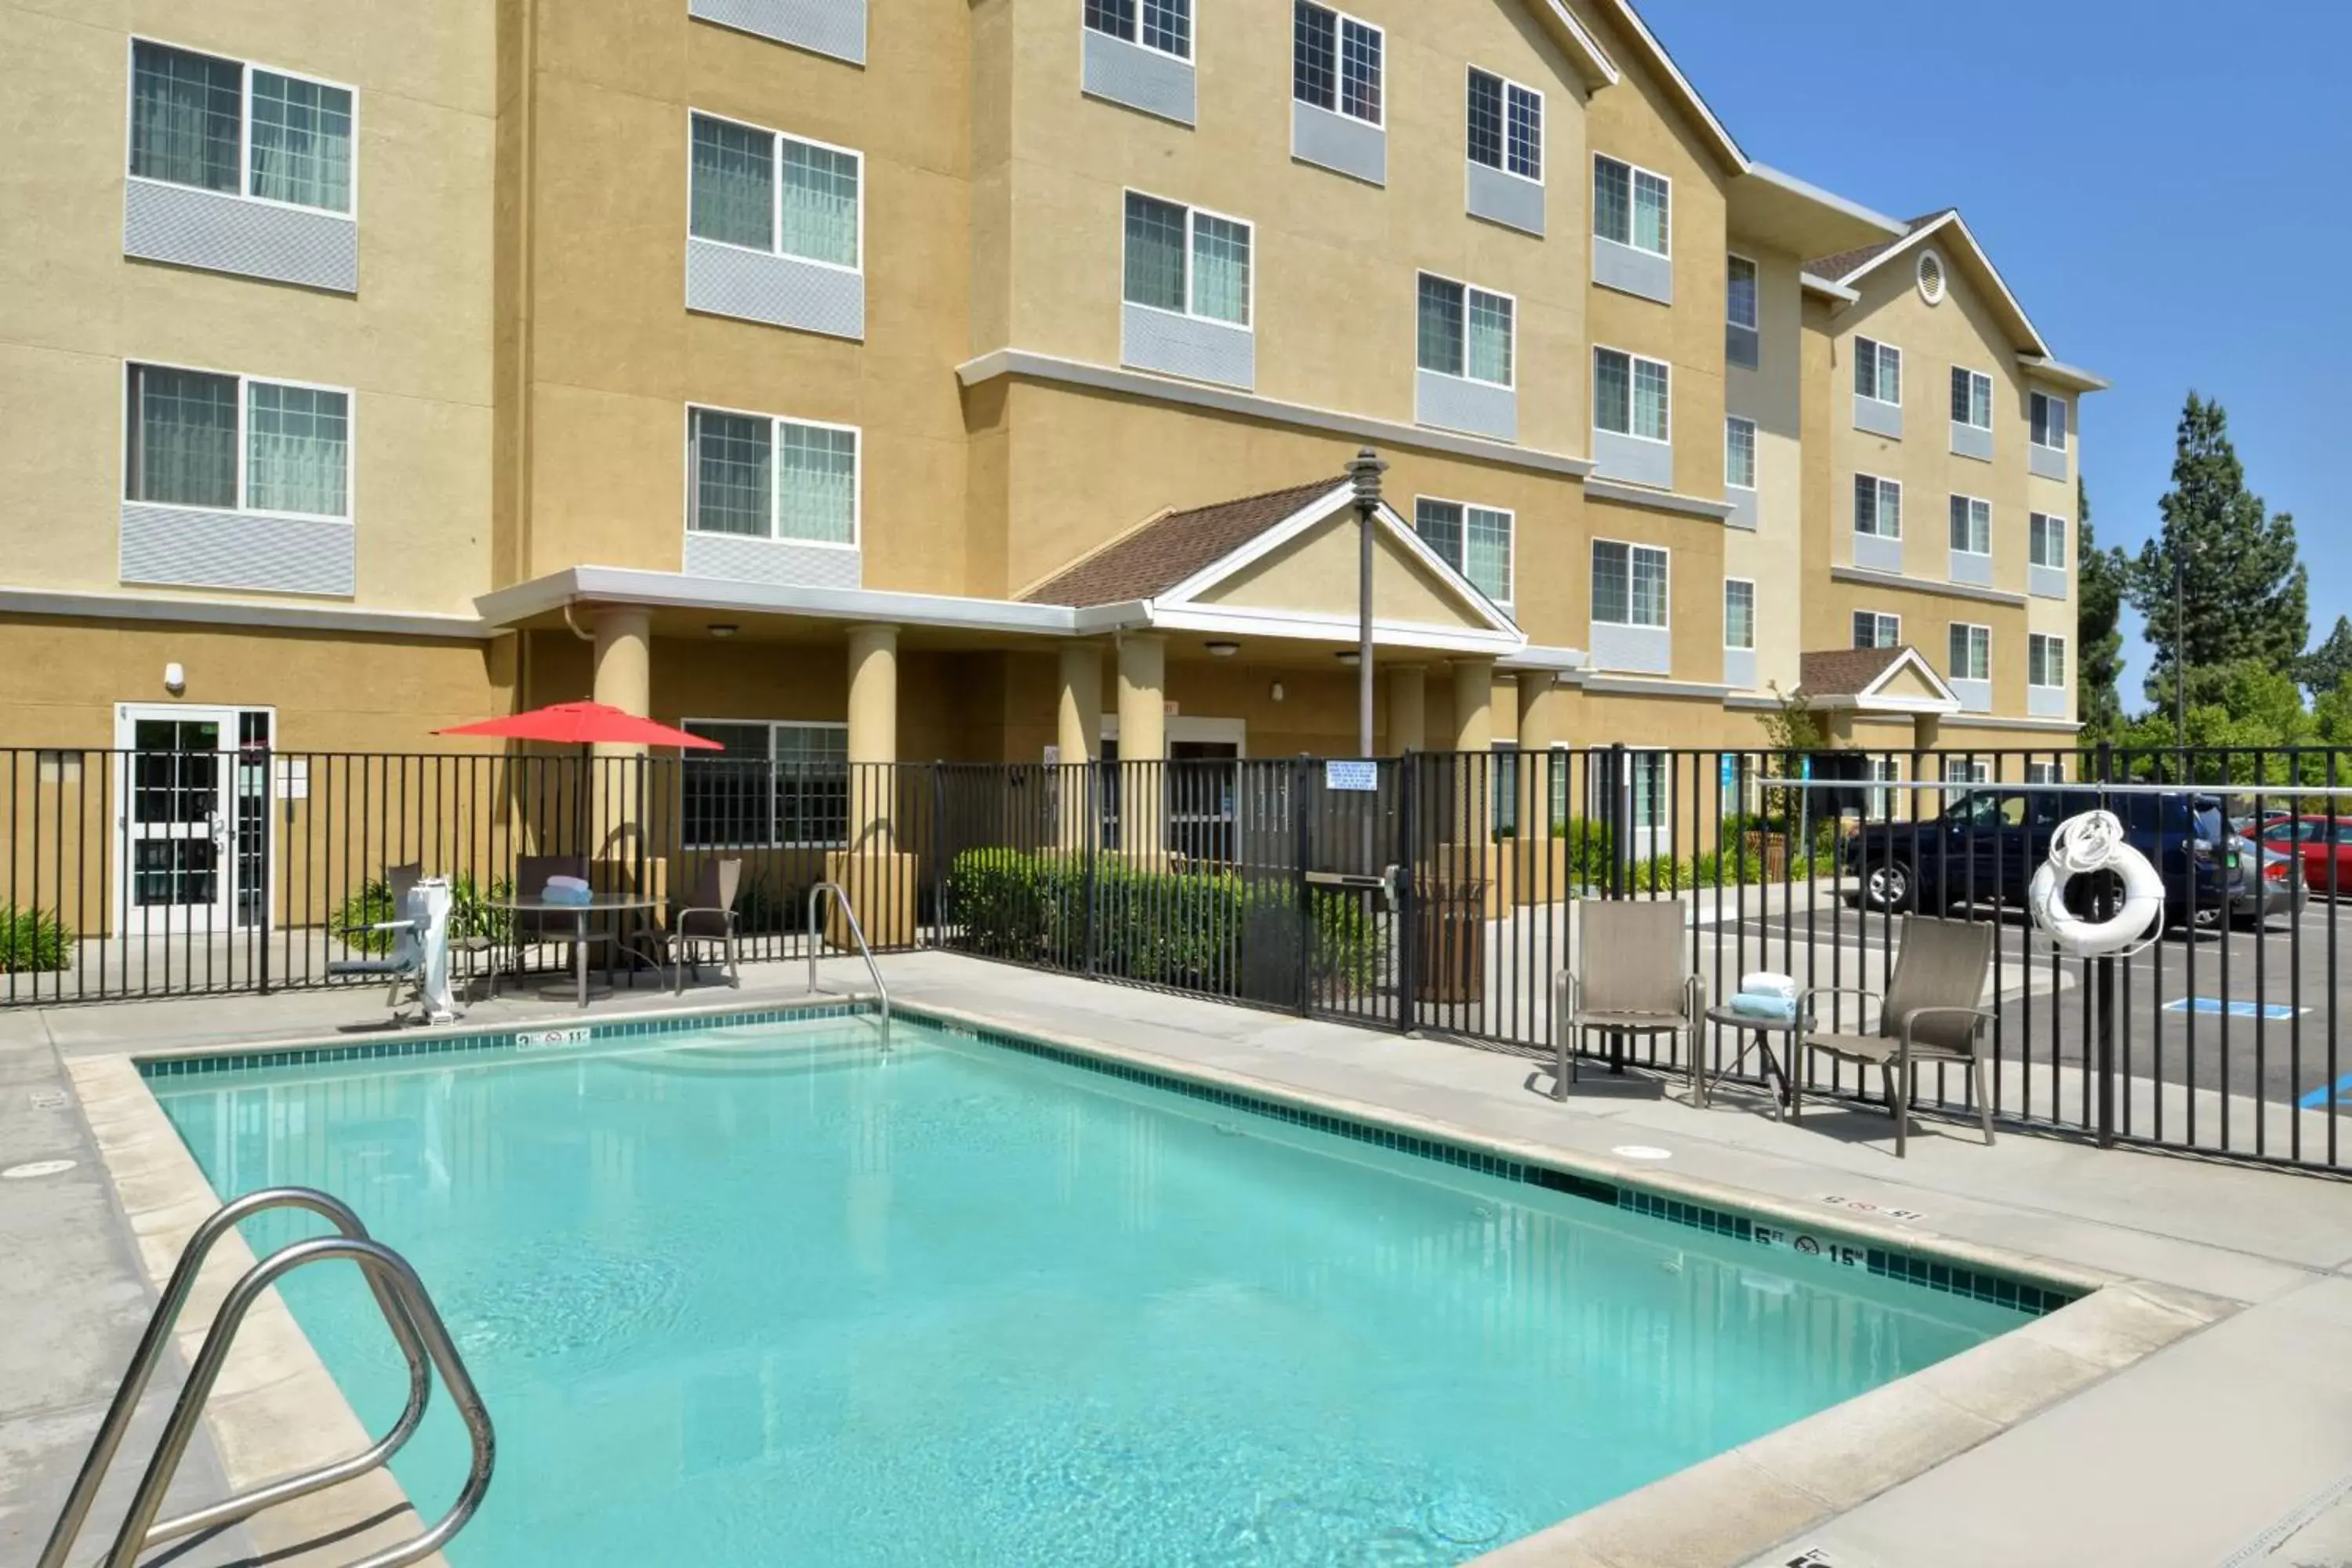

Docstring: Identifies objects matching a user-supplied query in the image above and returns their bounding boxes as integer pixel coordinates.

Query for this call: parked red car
[2252,815,2352,894]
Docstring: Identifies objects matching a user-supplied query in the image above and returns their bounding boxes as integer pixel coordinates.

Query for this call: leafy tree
[2073,475,2129,741]
[2129,393,2307,709]
[2299,615,2352,700]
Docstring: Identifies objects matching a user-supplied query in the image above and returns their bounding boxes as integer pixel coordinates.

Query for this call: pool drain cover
[1424,1494,1507,1546]
[3,1159,77,1180]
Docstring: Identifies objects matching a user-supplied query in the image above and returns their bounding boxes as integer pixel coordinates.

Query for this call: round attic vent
[1917,249,1947,304]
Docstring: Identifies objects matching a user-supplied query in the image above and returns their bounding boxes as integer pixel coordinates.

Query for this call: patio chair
[668,858,744,993]
[492,855,597,999]
[1553,900,1704,1101]
[1796,916,1997,1156]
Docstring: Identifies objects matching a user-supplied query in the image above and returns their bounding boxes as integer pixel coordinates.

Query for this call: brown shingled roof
[1806,209,1954,282]
[1797,645,1907,697]
[1021,478,1346,608]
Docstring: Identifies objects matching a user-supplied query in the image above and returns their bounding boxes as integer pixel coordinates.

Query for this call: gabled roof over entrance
[1798,645,1960,715]
[1022,478,1526,657]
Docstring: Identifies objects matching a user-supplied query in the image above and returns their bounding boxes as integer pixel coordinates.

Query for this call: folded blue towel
[1730,993,1797,1022]
[1740,971,1798,1000]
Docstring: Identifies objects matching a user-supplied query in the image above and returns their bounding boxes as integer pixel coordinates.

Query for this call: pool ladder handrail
[38,1186,495,1568]
[808,879,891,1045]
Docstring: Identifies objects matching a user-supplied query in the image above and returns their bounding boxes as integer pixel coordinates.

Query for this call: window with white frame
[129,41,354,215]
[2025,760,2063,784]
[686,407,858,545]
[1853,611,1900,648]
[1724,579,1755,650]
[1951,367,1993,430]
[1866,756,1900,818]
[1724,416,1757,489]
[1418,275,1512,386]
[1853,474,1901,537]
[1949,495,1991,556]
[1294,2,1381,125]
[1854,336,1901,404]
[1948,622,1991,681]
[1592,541,1668,627]
[1414,498,1512,604]
[689,113,862,269]
[1593,154,1669,255]
[125,364,350,519]
[1595,349,1670,441]
[2029,512,2068,569]
[680,720,848,848]
[1945,757,1991,785]
[1466,69,1541,180]
[1124,192,1251,326]
[1085,0,1192,60]
[2029,633,2067,690]
[1726,255,1759,331]
[2030,390,2070,450]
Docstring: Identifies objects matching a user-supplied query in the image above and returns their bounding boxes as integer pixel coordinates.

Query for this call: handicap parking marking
[2161,996,2307,1021]
[2298,1073,2352,1110]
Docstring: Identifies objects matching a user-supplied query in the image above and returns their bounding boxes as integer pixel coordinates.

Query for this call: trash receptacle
[1414,878,1486,1004]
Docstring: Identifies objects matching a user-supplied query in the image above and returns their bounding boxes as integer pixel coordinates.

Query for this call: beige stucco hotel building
[1,0,2103,831]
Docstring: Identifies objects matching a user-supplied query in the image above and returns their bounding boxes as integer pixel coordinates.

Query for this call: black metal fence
[5,742,2347,1173]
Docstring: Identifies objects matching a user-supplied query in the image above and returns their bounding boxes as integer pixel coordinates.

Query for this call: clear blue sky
[1637,0,2351,707]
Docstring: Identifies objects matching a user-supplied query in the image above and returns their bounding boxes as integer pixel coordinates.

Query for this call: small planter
[1742,832,1789,882]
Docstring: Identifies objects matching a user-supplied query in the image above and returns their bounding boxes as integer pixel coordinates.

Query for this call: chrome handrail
[39,1187,494,1568]
[808,879,891,1046]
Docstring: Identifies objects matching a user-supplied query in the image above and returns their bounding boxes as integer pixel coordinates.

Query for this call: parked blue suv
[1840,789,2301,931]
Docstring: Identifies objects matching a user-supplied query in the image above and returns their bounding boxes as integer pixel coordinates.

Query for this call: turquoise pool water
[152,1013,2034,1565]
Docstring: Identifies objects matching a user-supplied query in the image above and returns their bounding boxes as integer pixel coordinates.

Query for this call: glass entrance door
[115,706,272,937]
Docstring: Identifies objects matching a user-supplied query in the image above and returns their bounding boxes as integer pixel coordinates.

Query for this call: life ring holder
[2027,810,2166,960]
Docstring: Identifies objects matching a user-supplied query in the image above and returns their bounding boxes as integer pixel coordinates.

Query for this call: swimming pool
[150,1007,2050,1565]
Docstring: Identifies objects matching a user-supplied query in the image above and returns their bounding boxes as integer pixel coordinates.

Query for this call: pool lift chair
[328,863,461,1025]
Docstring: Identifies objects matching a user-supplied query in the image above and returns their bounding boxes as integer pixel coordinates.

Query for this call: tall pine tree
[2073,474,2129,739]
[2299,615,2352,700]
[2129,392,2307,706]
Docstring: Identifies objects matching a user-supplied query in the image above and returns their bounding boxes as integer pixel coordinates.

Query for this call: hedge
[0,905,71,972]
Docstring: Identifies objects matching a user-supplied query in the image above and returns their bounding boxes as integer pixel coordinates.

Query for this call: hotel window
[2030,512,2068,569]
[1415,499,1512,604]
[129,41,354,214]
[2030,390,2070,450]
[1466,69,1541,180]
[1592,541,1668,628]
[1124,193,1251,325]
[1951,367,1993,430]
[1853,474,1901,537]
[2029,633,2067,691]
[1949,495,1991,556]
[686,407,858,545]
[1853,611,1900,649]
[690,114,861,269]
[1726,256,1759,331]
[1945,757,1991,786]
[1595,349,1670,441]
[1724,416,1757,489]
[1294,2,1382,125]
[125,364,350,519]
[1724,579,1755,650]
[680,720,849,848]
[1085,0,1192,60]
[1948,622,1991,682]
[1593,155,1669,255]
[1854,336,1901,405]
[1418,276,1513,386]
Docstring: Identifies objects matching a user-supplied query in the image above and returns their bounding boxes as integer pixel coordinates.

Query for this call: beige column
[1450,656,1495,849]
[1515,673,1558,905]
[1385,664,1425,754]
[831,624,915,944]
[1056,643,1104,845]
[589,607,652,884]
[1116,635,1167,857]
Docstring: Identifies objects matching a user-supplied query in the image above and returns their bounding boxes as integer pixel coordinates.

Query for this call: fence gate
[1297,757,1407,1029]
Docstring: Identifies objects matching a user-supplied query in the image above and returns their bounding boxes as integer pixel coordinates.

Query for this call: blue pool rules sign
[1325,760,1380,792]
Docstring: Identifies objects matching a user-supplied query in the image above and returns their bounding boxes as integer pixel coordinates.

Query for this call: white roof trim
[1801,271,1860,303]
[477,568,1082,637]
[1744,164,1904,238]
[0,585,491,640]
[1805,646,1962,715]
[1827,211,2053,358]
[1530,0,1621,89]
[2018,354,2111,394]
[1595,1,1747,170]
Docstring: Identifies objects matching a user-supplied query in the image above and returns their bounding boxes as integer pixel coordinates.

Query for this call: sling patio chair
[666,857,744,993]
[1552,899,1705,1100]
[1795,915,1998,1156]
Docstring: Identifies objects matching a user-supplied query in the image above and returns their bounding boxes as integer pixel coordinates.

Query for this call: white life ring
[2027,810,2165,958]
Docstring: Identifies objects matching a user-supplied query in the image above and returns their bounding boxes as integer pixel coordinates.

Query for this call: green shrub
[334,881,401,955]
[0,905,71,972]
[1549,817,1615,887]
[337,874,514,954]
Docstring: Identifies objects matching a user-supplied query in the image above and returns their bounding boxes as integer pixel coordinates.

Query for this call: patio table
[1701,1004,1800,1119]
[487,894,660,1009]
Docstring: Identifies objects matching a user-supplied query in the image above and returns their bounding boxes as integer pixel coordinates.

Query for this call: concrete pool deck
[4,953,2351,1566]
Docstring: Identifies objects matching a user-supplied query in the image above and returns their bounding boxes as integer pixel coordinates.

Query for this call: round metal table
[1701,1004,1801,1119]
[487,894,659,1008]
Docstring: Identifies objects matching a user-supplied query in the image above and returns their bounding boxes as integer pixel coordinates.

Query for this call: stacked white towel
[1730,971,1798,1022]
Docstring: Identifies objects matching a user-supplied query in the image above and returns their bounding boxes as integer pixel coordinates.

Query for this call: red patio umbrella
[434,701,724,749]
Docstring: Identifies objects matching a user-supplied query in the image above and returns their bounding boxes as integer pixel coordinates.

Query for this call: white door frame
[113,703,275,938]
[1098,715,1248,754]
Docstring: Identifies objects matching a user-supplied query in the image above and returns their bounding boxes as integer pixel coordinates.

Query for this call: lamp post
[1346,448,1387,758]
